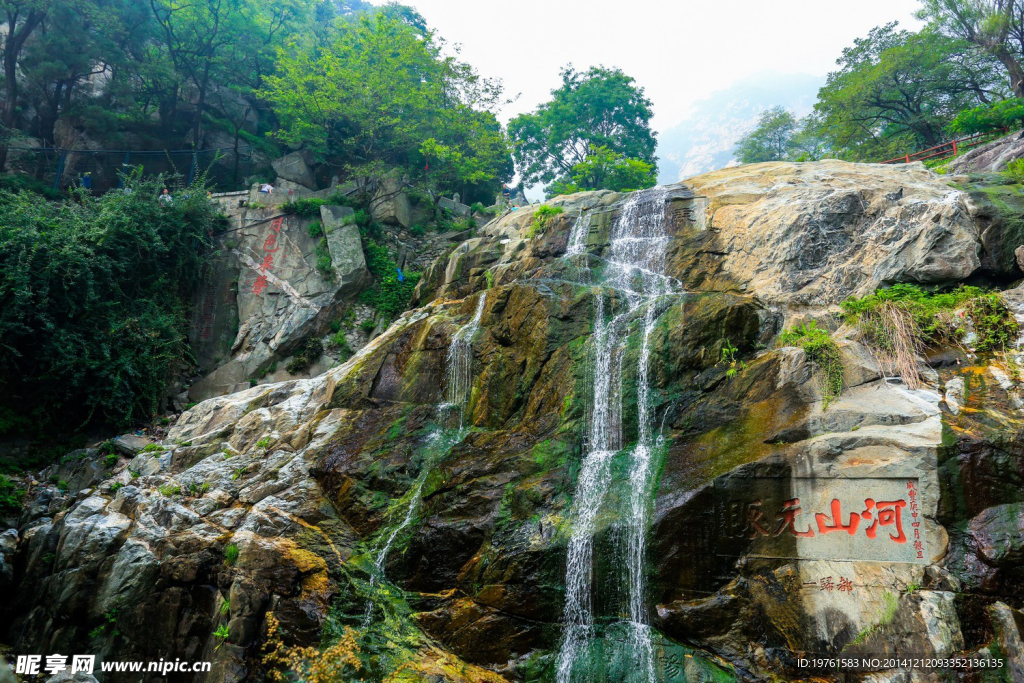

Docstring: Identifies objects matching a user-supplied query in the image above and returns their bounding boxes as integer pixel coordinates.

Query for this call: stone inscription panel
[714,477,926,564]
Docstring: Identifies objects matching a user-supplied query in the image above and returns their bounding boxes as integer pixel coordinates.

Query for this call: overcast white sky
[404,0,924,130]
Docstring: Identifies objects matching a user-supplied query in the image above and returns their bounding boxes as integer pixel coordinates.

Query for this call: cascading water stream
[443,293,487,429]
[363,292,486,624]
[556,188,672,683]
[566,210,592,257]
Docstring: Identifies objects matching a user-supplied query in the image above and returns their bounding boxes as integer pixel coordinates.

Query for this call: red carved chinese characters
[908,481,923,558]
[773,498,815,537]
[252,217,285,295]
[815,499,861,535]
[862,498,907,543]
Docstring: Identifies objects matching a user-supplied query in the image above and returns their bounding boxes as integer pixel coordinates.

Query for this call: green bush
[224,543,240,566]
[527,204,563,237]
[0,475,25,515]
[281,192,361,218]
[0,173,64,200]
[842,284,1019,386]
[359,240,420,321]
[778,322,844,406]
[1005,159,1024,183]
[948,98,1024,136]
[360,318,376,333]
[330,331,353,358]
[308,220,324,238]
[286,337,324,374]
[315,237,333,278]
[0,175,218,440]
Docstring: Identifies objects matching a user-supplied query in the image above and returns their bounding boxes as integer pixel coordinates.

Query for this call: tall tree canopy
[262,12,510,195]
[735,107,799,163]
[508,65,657,191]
[918,0,1024,96]
[813,23,1004,160]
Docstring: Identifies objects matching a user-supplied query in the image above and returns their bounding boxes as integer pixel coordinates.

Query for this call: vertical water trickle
[566,210,592,257]
[443,293,487,428]
[364,292,487,625]
[557,188,670,683]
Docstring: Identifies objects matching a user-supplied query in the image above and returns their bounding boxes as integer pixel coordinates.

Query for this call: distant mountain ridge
[656,72,825,183]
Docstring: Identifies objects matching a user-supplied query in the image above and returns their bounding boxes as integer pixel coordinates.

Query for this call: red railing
[879,129,1008,164]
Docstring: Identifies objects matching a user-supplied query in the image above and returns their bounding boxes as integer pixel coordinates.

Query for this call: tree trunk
[993,46,1024,97]
[0,10,46,172]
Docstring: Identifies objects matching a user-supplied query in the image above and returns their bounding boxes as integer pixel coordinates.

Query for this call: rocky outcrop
[6,161,1024,682]
[948,129,1024,173]
[271,151,317,190]
[418,161,983,310]
[188,200,370,402]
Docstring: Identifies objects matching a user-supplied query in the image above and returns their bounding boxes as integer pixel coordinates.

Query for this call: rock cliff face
[5,161,1024,682]
[187,198,370,402]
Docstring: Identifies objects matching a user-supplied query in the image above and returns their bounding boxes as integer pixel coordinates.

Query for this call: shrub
[527,204,563,237]
[359,240,420,321]
[286,337,324,374]
[224,543,240,566]
[360,318,376,333]
[408,223,427,237]
[0,175,217,439]
[778,322,844,406]
[141,443,164,454]
[329,331,353,359]
[0,172,64,200]
[315,237,333,278]
[842,284,1019,387]
[103,453,118,468]
[1005,158,1024,183]
[262,612,363,683]
[948,98,1024,136]
[307,220,323,238]
[281,192,361,219]
[0,475,25,515]
[158,483,181,497]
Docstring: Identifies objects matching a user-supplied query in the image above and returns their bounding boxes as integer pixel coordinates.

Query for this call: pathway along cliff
[6,160,1024,682]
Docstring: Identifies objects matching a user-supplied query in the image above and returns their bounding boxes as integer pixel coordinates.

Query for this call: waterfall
[566,210,592,257]
[443,293,487,427]
[364,292,487,624]
[557,188,670,683]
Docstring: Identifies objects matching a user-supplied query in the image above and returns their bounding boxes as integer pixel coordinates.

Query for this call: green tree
[918,0,1024,96]
[0,176,218,437]
[148,0,312,149]
[814,23,1004,160]
[507,65,657,188]
[0,0,50,170]
[948,96,1024,133]
[735,106,799,163]
[262,12,509,194]
[546,145,656,197]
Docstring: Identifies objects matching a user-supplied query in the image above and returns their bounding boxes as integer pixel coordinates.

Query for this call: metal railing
[879,129,1009,165]
[3,144,259,192]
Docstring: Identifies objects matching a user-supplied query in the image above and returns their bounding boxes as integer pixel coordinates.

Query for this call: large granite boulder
[271,150,317,190]
[947,129,1024,173]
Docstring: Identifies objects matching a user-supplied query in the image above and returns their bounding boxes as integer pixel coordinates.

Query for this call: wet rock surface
[5,161,1024,681]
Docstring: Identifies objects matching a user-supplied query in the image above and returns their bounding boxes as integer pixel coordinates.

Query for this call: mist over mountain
[656,72,825,183]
